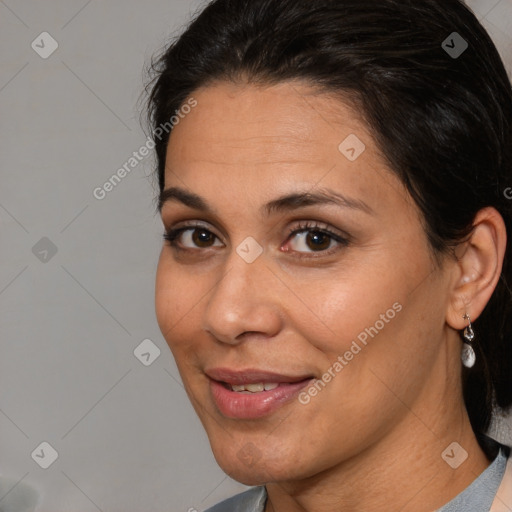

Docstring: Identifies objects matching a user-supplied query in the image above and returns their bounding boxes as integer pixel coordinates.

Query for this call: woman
[146,0,512,510]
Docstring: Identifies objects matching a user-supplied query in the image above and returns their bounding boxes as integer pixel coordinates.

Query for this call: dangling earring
[461,313,476,368]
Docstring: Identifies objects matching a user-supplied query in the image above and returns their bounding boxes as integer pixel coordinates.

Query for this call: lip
[205,368,314,385]
[206,368,315,419]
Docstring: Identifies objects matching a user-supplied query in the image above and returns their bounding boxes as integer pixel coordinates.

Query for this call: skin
[154,80,506,512]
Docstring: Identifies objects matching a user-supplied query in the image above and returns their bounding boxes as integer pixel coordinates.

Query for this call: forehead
[162,80,412,221]
[166,80,371,166]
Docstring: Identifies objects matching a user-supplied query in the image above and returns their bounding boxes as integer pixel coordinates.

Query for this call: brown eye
[163,227,223,249]
[281,219,351,259]
[304,231,332,251]
[288,230,335,252]
[191,228,216,247]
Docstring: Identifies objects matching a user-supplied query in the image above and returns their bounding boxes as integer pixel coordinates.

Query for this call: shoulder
[204,486,267,512]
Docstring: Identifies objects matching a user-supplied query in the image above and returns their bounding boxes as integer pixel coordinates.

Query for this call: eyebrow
[158,186,374,216]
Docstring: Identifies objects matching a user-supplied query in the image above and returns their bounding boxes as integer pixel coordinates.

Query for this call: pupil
[193,229,213,246]
[307,231,329,251]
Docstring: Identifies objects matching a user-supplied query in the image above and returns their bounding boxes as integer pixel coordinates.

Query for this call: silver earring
[461,314,476,368]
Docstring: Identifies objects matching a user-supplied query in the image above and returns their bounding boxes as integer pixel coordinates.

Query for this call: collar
[490,451,512,511]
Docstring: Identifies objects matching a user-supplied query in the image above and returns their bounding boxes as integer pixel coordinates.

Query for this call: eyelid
[285,220,348,240]
[164,219,222,238]
[163,223,224,248]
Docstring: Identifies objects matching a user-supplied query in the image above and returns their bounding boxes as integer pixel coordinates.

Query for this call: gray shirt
[205,445,509,512]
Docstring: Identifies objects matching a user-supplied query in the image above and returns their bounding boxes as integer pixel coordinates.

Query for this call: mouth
[205,368,315,419]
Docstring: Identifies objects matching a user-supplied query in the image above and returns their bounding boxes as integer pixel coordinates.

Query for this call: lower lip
[209,378,313,419]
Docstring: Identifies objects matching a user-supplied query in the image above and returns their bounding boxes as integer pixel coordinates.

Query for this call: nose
[201,251,283,345]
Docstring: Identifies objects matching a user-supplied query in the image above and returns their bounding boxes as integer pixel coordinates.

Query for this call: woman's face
[155,81,456,484]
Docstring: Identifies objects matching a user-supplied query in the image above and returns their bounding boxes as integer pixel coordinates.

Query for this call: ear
[446,207,507,330]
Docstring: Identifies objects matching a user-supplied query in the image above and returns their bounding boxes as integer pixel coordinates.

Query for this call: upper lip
[205,368,314,385]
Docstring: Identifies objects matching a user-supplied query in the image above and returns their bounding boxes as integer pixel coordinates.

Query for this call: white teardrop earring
[461,313,476,368]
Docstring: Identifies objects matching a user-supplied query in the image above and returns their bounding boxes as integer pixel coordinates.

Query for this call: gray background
[0,1,511,511]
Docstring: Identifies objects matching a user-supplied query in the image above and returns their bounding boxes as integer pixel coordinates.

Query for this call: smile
[206,368,315,419]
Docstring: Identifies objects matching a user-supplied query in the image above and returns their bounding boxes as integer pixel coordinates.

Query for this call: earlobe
[446,206,507,331]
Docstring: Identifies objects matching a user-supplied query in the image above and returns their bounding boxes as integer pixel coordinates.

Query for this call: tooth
[230,382,281,392]
[245,383,265,392]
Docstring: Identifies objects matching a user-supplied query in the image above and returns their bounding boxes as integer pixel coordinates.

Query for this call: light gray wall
[0,1,511,511]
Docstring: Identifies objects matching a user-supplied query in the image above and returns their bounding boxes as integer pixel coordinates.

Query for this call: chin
[215,459,286,486]
[223,467,270,486]
[209,439,305,486]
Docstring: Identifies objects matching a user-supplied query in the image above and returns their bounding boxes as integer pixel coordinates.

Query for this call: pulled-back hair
[145,0,512,437]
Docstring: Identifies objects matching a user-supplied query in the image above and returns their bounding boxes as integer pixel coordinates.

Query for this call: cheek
[286,261,402,358]
[290,250,438,405]
[155,256,174,339]
[299,262,444,424]
[155,253,193,349]
[155,252,217,384]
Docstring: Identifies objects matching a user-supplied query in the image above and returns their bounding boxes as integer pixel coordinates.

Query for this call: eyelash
[162,221,349,259]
